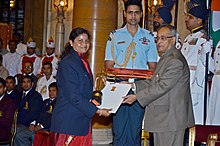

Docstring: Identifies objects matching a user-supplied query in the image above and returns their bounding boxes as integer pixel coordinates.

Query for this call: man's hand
[123,94,137,104]
[28,124,35,131]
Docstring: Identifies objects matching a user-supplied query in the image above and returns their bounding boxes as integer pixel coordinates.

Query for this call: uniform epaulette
[107,36,112,41]
[111,30,116,34]
[149,31,154,36]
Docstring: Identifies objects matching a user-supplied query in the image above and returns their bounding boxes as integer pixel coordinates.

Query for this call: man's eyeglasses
[24,66,32,69]
[156,36,175,42]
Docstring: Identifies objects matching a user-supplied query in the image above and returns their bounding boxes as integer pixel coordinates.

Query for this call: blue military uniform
[36,98,57,130]
[105,25,158,146]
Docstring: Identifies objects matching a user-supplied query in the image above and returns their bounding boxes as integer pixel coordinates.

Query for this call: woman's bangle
[99,109,102,116]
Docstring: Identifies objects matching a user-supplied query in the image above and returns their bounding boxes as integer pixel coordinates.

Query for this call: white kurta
[7,42,27,55]
[38,53,59,77]
[18,53,41,75]
[207,41,220,125]
[181,30,214,124]
[36,75,56,101]
[2,52,21,76]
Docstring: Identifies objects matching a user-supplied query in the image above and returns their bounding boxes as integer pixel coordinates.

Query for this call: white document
[98,81,131,113]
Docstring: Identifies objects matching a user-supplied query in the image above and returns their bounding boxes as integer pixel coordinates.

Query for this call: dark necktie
[22,92,26,99]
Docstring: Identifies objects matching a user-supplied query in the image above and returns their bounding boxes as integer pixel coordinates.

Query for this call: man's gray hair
[157,24,177,37]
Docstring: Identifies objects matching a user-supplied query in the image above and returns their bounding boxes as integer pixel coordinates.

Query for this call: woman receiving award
[50,27,111,146]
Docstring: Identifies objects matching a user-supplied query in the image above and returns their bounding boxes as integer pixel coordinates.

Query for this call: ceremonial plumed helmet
[27,37,36,48]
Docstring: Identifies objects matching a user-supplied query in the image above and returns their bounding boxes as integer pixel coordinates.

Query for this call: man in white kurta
[3,40,21,76]
[36,62,56,100]
[207,41,220,125]
[181,4,214,124]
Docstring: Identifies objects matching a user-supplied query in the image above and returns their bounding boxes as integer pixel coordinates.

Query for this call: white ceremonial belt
[189,65,197,71]
[215,70,220,75]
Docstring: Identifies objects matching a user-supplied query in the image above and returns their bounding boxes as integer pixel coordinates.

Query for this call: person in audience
[5,76,22,105]
[0,38,8,56]
[2,40,21,76]
[15,82,58,146]
[15,61,38,92]
[0,54,9,80]
[0,78,17,142]
[38,37,58,78]
[36,62,56,101]
[12,33,27,55]
[35,82,57,131]
[18,37,41,76]
[14,75,43,146]
[50,27,111,146]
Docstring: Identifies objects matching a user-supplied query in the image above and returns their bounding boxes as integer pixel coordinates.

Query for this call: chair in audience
[207,132,220,146]
[189,125,220,146]
[141,129,150,146]
[0,109,18,146]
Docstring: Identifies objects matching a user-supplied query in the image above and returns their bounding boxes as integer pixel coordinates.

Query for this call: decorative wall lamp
[53,0,68,56]
[10,0,16,9]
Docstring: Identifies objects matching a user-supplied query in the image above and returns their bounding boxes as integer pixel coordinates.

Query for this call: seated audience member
[0,78,17,142]
[36,62,56,100]
[14,75,43,146]
[0,54,9,80]
[35,82,57,131]
[5,76,22,105]
[15,61,38,92]
[2,40,21,76]
[15,82,57,146]
[17,37,41,76]
[0,38,8,56]
[38,37,58,78]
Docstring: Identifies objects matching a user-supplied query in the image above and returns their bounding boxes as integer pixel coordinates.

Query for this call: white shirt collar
[7,90,13,94]
[23,88,32,95]
[0,94,5,101]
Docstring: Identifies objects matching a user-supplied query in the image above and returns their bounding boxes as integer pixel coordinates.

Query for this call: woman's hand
[96,108,112,117]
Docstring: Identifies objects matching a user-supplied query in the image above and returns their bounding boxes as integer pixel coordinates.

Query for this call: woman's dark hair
[60,42,72,60]
[69,27,91,41]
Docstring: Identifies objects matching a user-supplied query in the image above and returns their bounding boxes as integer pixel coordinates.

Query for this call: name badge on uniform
[117,41,125,44]
[139,37,150,45]
[189,38,198,45]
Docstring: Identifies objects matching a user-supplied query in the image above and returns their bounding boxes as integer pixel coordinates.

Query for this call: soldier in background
[17,37,41,76]
[181,0,214,125]
[37,37,58,78]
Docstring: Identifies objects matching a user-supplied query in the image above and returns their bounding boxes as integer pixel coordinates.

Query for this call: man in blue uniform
[105,0,158,145]
[14,75,43,146]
